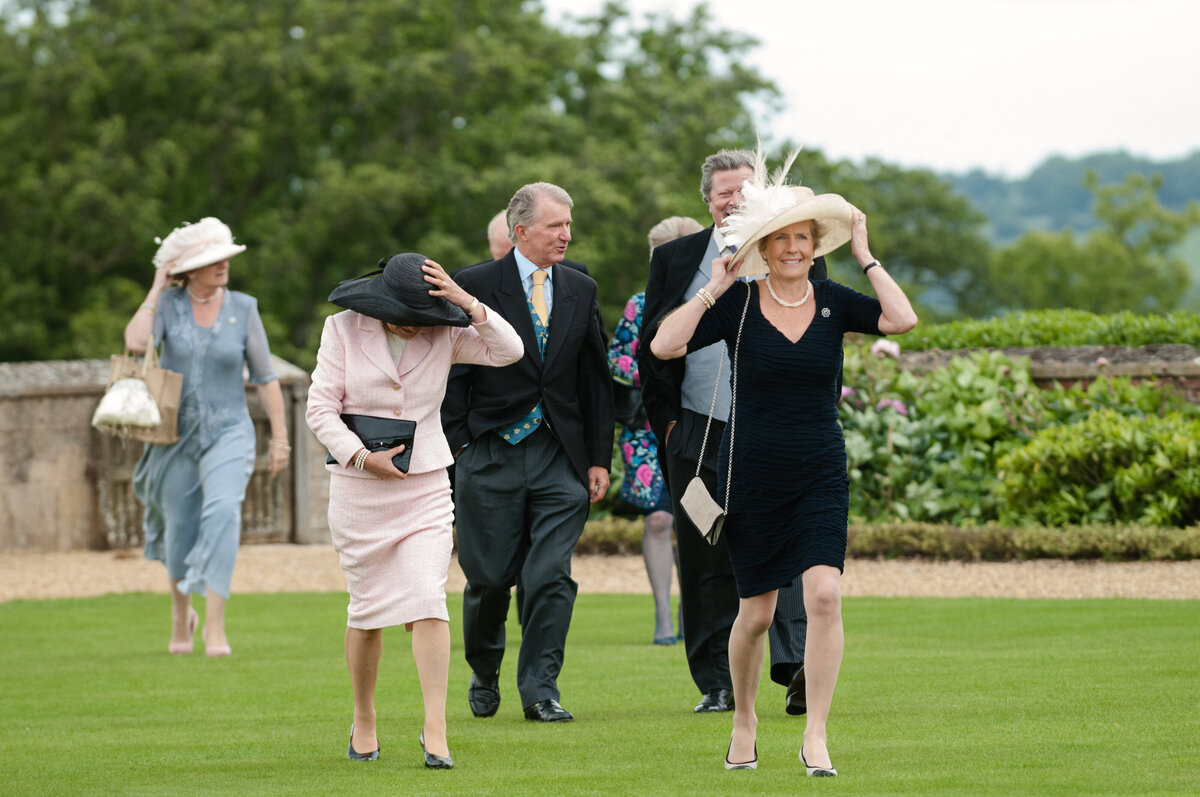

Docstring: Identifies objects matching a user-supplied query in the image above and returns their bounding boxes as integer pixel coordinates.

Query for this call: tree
[986,173,1200,315]
[0,0,777,366]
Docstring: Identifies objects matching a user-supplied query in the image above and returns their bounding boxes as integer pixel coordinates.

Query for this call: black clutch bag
[325,414,416,473]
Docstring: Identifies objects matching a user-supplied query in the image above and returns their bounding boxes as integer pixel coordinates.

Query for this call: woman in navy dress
[651,159,917,777]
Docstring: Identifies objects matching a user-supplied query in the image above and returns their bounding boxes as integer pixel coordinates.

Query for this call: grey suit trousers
[454,425,589,708]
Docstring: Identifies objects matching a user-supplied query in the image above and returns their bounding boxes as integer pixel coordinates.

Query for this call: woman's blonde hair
[647,216,704,256]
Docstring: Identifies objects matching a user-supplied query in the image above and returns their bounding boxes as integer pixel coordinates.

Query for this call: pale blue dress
[134,286,278,597]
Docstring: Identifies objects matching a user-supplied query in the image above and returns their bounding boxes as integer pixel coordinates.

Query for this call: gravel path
[3,544,1199,602]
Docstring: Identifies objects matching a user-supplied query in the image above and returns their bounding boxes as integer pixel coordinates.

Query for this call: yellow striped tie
[531,269,549,326]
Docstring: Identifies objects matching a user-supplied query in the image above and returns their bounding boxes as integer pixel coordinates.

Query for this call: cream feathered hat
[152,217,247,275]
[720,149,853,279]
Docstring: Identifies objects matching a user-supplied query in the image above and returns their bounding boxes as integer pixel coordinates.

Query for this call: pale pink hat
[153,217,246,275]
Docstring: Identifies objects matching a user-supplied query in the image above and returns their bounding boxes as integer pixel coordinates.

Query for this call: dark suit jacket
[441,251,614,487]
[639,226,827,446]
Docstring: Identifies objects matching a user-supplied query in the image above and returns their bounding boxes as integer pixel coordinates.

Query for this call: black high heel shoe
[800,744,837,777]
[724,731,758,770]
[347,723,379,762]
[419,731,453,770]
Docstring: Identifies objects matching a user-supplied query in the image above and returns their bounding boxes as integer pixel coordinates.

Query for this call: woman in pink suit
[306,253,522,769]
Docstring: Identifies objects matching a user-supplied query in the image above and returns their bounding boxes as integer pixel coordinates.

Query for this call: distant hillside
[945,150,1200,245]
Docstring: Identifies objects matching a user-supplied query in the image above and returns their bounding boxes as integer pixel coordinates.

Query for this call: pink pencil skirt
[327,468,453,630]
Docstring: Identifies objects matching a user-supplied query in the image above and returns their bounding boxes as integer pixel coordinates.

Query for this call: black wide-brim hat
[328,252,471,327]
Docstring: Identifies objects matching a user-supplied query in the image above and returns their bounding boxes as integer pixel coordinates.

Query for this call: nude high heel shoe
[168,607,199,655]
[801,744,837,777]
[724,730,758,770]
[203,625,231,657]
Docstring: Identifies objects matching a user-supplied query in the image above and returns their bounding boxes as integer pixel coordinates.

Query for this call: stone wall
[6,345,1199,551]
[0,357,330,552]
[900,344,1200,398]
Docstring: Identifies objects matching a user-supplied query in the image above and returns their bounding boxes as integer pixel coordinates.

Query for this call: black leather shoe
[347,723,379,762]
[468,671,500,718]
[694,688,734,713]
[523,699,574,722]
[785,665,807,716]
[419,731,453,769]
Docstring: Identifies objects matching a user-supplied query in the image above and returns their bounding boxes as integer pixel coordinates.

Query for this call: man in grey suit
[442,182,614,723]
[640,149,821,715]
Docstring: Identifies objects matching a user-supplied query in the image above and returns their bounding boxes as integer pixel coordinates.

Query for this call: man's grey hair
[507,182,573,243]
[700,149,755,204]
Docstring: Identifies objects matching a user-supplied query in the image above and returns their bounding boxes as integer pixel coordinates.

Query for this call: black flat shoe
[523,699,573,722]
[347,723,379,762]
[468,670,500,718]
[724,731,758,770]
[694,688,734,713]
[785,665,807,716]
[419,732,453,769]
[800,744,837,777]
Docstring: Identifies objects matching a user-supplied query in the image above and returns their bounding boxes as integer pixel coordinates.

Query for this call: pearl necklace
[187,286,222,304]
[764,276,812,308]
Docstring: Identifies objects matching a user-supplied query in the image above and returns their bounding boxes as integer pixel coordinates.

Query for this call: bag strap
[694,283,753,513]
[141,331,159,376]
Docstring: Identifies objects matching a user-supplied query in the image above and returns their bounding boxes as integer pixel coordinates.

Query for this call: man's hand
[587,466,610,505]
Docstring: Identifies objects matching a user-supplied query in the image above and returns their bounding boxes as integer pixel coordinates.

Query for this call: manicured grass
[2,592,1198,795]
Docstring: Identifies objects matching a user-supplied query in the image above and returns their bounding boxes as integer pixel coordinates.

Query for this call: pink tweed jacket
[306,308,523,478]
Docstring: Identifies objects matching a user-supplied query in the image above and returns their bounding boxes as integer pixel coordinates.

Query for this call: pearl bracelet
[269,439,290,451]
[696,288,716,309]
[353,449,369,470]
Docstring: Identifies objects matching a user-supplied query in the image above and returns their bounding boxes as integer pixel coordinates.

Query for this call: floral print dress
[608,292,666,511]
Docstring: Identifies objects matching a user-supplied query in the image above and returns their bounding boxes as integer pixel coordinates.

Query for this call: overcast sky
[541,0,1199,177]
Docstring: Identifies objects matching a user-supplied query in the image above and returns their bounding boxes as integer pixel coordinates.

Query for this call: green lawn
[2,592,1198,795]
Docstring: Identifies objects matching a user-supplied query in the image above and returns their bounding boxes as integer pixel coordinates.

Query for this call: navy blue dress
[687,279,882,597]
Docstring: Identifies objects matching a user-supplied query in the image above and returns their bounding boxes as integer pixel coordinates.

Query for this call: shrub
[841,340,1198,525]
[997,409,1200,527]
[909,309,1200,349]
[576,518,1200,560]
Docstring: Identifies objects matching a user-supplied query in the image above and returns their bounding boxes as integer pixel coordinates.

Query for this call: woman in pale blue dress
[124,218,289,657]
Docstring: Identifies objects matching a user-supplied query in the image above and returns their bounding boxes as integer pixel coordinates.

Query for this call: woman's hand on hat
[707,254,740,297]
[422,259,469,306]
[363,446,408,480]
[151,262,175,290]
[849,205,873,263]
